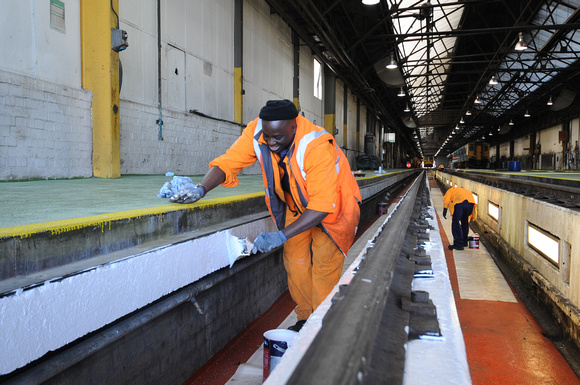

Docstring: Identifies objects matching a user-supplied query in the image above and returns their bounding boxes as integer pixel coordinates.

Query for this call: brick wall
[0,70,93,180]
[119,100,262,176]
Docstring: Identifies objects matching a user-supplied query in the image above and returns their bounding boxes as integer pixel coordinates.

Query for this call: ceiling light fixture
[474,96,481,104]
[466,110,471,116]
[509,119,514,126]
[404,103,410,112]
[397,87,405,97]
[362,0,380,5]
[515,32,527,51]
[489,75,498,85]
[386,53,398,69]
[524,109,530,117]
[459,116,465,124]
[547,95,553,106]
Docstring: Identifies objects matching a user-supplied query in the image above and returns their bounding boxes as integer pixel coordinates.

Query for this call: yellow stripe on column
[81,0,121,178]
[324,113,335,135]
[234,67,243,126]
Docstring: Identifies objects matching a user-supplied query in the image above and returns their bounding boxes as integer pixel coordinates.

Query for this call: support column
[343,87,348,147]
[356,98,361,151]
[80,0,121,178]
[234,0,243,125]
[324,69,336,135]
[292,30,301,111]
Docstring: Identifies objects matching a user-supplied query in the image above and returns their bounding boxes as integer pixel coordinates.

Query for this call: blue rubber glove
[170,185,206,204]
[251,231,287,254]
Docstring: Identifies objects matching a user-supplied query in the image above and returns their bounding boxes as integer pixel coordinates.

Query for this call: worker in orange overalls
[442,187,477,250]
[170,100,361,332]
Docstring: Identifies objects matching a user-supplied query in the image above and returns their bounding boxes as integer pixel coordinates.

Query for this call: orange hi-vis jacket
[209,114,361,256]
[443,187,478,221]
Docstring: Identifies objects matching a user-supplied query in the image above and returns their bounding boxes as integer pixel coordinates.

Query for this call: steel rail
[286,172,423,385]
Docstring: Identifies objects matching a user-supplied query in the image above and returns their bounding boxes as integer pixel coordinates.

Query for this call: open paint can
[468,236,480,249]
[263,329,298,381]
[378,202,388,215]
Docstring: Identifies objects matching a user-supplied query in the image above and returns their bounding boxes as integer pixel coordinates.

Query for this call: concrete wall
[514,135,530,157]
[0,0,92,180]
[0,0,82,88]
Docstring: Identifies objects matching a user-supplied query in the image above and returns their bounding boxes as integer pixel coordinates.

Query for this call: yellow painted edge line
[0,192,265,239]
[355,169,410,180]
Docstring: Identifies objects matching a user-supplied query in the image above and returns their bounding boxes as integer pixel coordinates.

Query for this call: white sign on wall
[50,0,65,33]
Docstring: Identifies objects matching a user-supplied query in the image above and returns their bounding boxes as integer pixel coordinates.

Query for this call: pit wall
[0,171,415,382]
[435,171,580,346]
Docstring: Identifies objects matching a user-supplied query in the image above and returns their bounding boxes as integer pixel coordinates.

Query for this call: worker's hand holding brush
[251,231,287,253]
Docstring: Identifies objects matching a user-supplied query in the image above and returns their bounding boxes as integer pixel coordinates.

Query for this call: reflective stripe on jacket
[210,114,361,256]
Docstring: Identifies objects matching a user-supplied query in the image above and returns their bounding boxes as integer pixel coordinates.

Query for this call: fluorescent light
[515,32,527,51]
[386,53,398,69]
[528,224,559,264]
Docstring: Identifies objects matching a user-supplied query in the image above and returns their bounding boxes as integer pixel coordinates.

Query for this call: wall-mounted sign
[50,0,65,33]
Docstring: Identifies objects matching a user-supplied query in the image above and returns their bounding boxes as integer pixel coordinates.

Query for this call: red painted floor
[183,291,296,385]
[435,201,580,385]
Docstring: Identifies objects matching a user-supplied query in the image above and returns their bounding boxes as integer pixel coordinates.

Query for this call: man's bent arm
[198,166,226,193]
[282,209,328,239]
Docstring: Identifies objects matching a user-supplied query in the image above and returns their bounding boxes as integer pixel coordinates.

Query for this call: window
[472,192,478,205]
[488,201,499,221]
[314,58,322,100]
[527,223,559,265]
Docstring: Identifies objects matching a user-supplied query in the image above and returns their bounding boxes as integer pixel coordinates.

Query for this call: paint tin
[378,202,388,215]
[468,236,479,249]
[263,329,298,381]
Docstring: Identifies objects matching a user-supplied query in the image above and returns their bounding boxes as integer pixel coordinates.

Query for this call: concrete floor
[0,174,265,229]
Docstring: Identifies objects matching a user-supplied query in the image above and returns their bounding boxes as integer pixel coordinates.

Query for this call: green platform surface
[0,174,265,229]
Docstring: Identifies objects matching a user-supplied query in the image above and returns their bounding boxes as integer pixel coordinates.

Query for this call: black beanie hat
[259,99,299,121]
